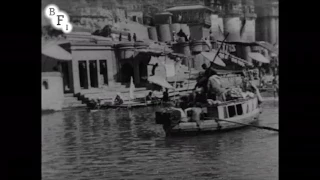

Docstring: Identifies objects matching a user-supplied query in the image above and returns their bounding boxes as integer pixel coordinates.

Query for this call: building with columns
[254,0,279,45]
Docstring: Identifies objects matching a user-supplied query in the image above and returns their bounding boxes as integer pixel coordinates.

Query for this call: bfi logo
[44,4,73,33]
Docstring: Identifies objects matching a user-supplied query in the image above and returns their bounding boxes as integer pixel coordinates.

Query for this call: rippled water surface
[42,101,278,180]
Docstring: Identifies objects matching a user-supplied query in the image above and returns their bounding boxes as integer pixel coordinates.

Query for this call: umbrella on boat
[201,50,226,67]
[248,52,270,63]
[42,41,72,60]
[148,76,174,89]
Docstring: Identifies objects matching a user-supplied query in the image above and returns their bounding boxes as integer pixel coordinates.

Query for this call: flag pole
[173,57,179,105]
[213,33,229,63]
[186,56,191,91]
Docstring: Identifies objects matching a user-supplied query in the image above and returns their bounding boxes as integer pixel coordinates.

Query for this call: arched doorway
[121,63,134,83]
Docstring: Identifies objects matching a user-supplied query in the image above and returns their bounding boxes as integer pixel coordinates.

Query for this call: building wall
[202,27,211,39]
[189,25,204,40]
[42,0,127,32]
[157,24,172,42]
[116,21,150,41]
[127,11,144,23]
[254,0,278,44]
[210,14,224,41]
[255,16,278,44]
[193,53,208,70]
[241,19,255,42]
[223,17,242,42]
[71,48,116,93]
[42,72,64,111]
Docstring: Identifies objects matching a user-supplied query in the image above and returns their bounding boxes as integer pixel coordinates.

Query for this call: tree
[42,25,64,39]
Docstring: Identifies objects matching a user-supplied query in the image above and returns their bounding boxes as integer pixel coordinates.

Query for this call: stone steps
[81,80,197,103]
[62,94,86,109]
[64,93,75,97]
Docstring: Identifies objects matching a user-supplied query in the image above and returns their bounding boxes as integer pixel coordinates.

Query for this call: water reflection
[42,103,278,180]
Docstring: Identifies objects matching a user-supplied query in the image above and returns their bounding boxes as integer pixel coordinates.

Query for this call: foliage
[42,25,64,39]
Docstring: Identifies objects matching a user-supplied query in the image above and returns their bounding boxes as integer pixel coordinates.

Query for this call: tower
[221,0,243,42]
[240,0,257,42]
[255,0,279,45]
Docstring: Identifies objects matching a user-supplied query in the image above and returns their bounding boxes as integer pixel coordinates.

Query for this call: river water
[42,101,278,180]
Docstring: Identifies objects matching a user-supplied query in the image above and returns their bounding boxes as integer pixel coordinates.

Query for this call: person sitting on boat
[248,82,264,104]
[225,87,244,101]
[179,96,189,111]
[184,102,203,127]
[168,103,189,123]
[113,93,124,105]
[272,75,279,97]
[207,75,226,102]
[162,88,169,102]
[207,99,221,106]
[146,91,154,102]
[88,99,99,109]
[193,87,209,116]
[187,92,196,107]
[194,87,207,104]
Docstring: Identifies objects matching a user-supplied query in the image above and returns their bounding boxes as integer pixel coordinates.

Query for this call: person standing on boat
[150,63,158,76]
[248,82,264,104]
[194,64,208,90]
[194,63,217,92]
[133,33,137,42]
[128,33,132,41]
[119,33,122,41]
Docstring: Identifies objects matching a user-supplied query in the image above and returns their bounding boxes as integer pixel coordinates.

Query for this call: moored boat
[156,96,262,136]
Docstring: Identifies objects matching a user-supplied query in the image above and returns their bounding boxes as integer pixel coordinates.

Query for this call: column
[96,60,101,88]
[109,51,117,86]
[269,17,276,45]
[71,59,80,94]
[133,58,140,85]
[86,60,91,89]
[275,17,279,45]
[262,18,269,43]
[107,58,115,86]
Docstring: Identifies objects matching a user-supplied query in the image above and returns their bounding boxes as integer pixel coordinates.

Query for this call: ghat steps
[62,93,87,109]
[78,80,197,105]
[75,64,200,106]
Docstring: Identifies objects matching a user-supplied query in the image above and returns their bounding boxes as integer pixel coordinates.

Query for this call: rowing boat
[156,96,262,136]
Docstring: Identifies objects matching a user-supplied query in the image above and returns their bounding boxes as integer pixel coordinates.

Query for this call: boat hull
[164,108,261,136]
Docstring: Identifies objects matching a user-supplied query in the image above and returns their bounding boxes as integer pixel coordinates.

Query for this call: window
[42,80,49,90]
[236,104,243,115]
[228,105,237,118]
[223,106,229,118]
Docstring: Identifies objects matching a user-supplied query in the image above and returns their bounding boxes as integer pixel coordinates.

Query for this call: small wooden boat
[106,100,161,109]
[156,96,262,136]
[89,109,99,113]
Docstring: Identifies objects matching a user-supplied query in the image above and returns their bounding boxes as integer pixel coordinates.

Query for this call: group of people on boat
[159,61,265,127]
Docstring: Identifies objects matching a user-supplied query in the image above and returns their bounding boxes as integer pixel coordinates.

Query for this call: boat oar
[213,118,279,132]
